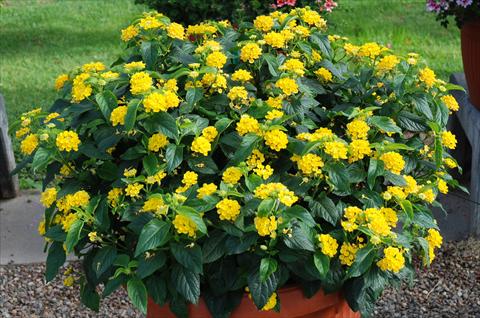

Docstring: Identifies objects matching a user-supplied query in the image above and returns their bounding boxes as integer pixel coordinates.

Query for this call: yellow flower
[280,58,305,76]
[254,216,277,237]
[240,43,262,63]
[55,74,69,90]
[380,151,405,174]
[41,188,57,208]
[139,16,163,30]
[266,96,283,109]
[444,158,457,169]
[197,183,217,199]
[20,134,39,155]
[348,140,372,163]
[441,95,459,112]
[121,25,138,41]
[358,42,382,59]
[143,92,167,112]
[125,183,144,198]
[148,133,169,152]
[88,232,99,242]
[261,292,277,311]
[142,197,167,216]
[367,210,391,237]
[38,219,46,236]
[216,198,241,221]
[222,166,243,185]
[176,171,198,193]
[264,129,288,151]
[254,182,297,206]
[72,73,92,103]
[426,228,442,249]
[227,86,248,101]
[315,67,333,82]
[377,247,405,273]
[191,136,211,156]
[318,234,338,257]
[253,15,274,32]
[437,179,448,194]
[231,69,253,82]
[61,213,78,232]
[206,51,227,68]
[344,43,360,55]
[297,153,324,176]
[16,127,30,138]
[173,214,197,238]
[324,141,348,160]
[339,242,358,266]
[107,188,123,207]
[264,31,285,48]
[381,207,398,227]
[419,67,436,88]
[265,110,284,120]
[82,61,105,73]
[247,149,265,169]
[56,131,81,152]
[146,170,167,185]
[130,71,152,95]
[236,115,260,136]
[254,164,274,180]
[167,22,185,40]
[124,61,146,71]
[419,188,436,203]
[441,131,457,149]
[124,168,137,178]
[300,9,326,28]
[311,49,322,62]
[63,276,75,287]
[347,120,369,140]
[275,78,298,96]
[376,55,400,73]
[164,79,178,92]
[202,126,218,142]
[110,106,128,126]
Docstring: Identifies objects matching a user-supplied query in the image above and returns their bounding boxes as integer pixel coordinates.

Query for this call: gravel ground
[1,238,479,317]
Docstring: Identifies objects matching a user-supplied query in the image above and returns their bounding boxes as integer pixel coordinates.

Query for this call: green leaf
[384,171,407,186]
[214,118,233,134]
[257,198,275,217]
[306,193,340,226]
[97,161,119,181]
[127,277,148,314]
[310,33,332,59]
[313,252,330,277]
[202,231,226,263]
[229,134,261,166]
[125,99,141,131]
[65,219,84,253]
[45,241,66,282]
[80,282,100,311]
[397,111,428,132]
[247,269,278,309]
[171,265,200,304]
[32,148,51,171]
[44,225,66,242]
[325,162,350,194]
[186,88,203,107]
[171,242,203,274]
[368,116,402,134]
[283,223,315,251]
[137,252,166,279]
[348,244,376,278]
[103,275,126,298]
[245,173,263,192]
[141,41,158,70]
[142,112,179,140]
[95,91,117,121]
[283,205,316,228]
[262,53,280,76]
[260,258,278,282]
[400,199,414,221]
[92,246,117,278]
[143,154,159,176]
[417,237,430,265]
[146,275,167,305]
[434,136,443,168]
[94,198,110,231]
[134,219,171,257]
[165,144,184,173]
[176,206,207,234]
[413,95,433,120]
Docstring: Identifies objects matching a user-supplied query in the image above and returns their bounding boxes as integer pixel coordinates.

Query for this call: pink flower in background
[456,0,473,8]
[275,0,296,8]
[318,0,338,12]
[426,0,449,12]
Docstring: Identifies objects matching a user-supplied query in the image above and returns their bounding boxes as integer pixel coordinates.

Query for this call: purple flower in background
[426,0,449,12]
[456,0,473,8]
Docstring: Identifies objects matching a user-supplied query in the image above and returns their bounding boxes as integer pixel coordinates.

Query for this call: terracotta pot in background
[147,286,360,318]
[460,20,480,110]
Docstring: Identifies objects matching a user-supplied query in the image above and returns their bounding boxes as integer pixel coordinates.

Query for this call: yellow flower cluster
[107,188,123,207]
[20,134,39,155]
[173,214,197,237]
[110,106,128,126]
[376,55,399,73]
[275,78,298,96]
[56,190,90,213]
[318,234,338,257]
[72,73,92,103]
[264,129,288,151]
[191,136,211,156]
[380,151,405,174]
[254,216,278,237]
[197,183,217,199]
[227,86,248,101]
[222,167,243,185]
[440,95,459,112]
[426,228,442,263]
[254,183,298,207]
[295,153,324,176]
[418,67,436,88]
[240,43,262,63]
[56,131,81,152]
[348,140,372,163]
[347,120,369,140]
[143,90,180,112]
[231,69,253,82]
[339,242,360,266]
[142,197,167,216]
[441,131,457,149]
[55,74,69,91]
[41,187,57,208]
[236,115,260,136]
[254,15,274,32]
[216,198,241,221]
[315,67,333,82]
[125,183,144,198]
[377,247,405,273]
[121,25,138,41]
[130,71,153,95]
[324,141,348,160]
[167,22,185,40]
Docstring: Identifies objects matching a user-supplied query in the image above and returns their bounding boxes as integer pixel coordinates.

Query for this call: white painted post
[0,94,19,199]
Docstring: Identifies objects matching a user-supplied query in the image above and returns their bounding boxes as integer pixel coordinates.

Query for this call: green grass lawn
[327,0,462,79]
[0,0,147,124]
[0,0,462,124]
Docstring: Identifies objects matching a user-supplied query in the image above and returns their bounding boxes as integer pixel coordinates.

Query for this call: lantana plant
[12,7,462,317]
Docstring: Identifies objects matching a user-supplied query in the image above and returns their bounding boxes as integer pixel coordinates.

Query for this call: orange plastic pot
[461,19,480,109]
[147,286,360,318]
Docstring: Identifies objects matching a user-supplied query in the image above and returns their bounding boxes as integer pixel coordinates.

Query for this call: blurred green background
[0,0,461,124]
